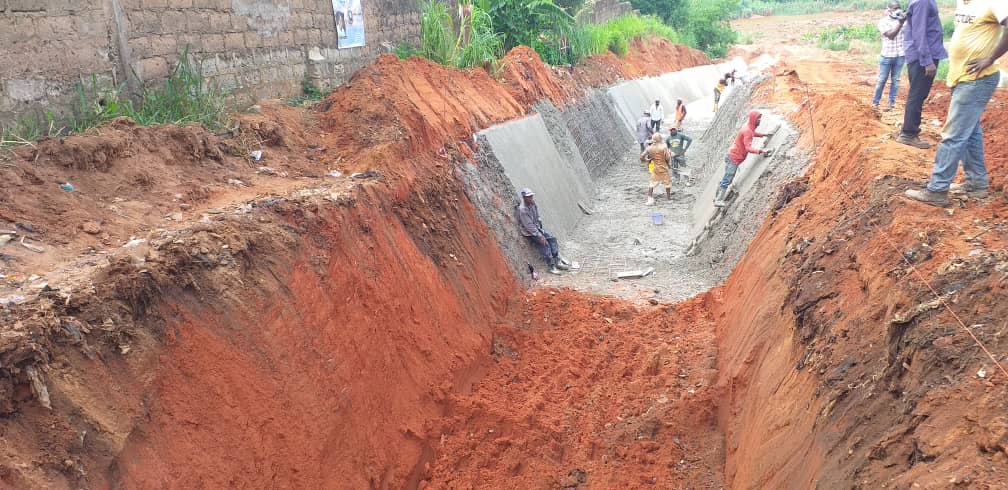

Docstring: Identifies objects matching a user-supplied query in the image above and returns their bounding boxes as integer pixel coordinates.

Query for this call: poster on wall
[332,0,365,48]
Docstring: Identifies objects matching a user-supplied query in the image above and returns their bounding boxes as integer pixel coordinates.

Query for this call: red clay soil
[425,290,723,488]
[0,40,714,489]
[0,40,708,287]
[714,70,1008,488]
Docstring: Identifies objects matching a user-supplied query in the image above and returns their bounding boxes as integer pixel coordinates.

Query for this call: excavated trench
[4,44,1005,489]
[0,54,799,488]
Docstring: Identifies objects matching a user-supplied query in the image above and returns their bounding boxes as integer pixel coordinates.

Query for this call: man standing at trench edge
[898,0,948,149]
[905,0,1008,206]
[517,188,571,275]
[873,1,908,111]
[715,111,774,206]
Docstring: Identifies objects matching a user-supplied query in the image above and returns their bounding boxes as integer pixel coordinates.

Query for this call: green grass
[287,79,329,106]
[0,115,52,148]
[802,23,876,51]
[734,0,955,18]
[419,0,504,70]
[809,19,956,80]
[2,48,228,147]
[560,14,682,64]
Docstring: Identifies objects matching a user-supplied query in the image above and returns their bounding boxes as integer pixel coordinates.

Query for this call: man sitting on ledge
[518,188,571,275]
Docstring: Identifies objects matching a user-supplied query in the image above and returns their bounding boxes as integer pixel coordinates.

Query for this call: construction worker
[636,111,653,152]
[905,0,1007,206]
[715,111,775,205]
[666,126,693,182]
[518,188,571,274]
[640,133,671,205]
[649,100,664,132]
[714,78,728,112]
[674,99,687,130]
[897,0,948,149]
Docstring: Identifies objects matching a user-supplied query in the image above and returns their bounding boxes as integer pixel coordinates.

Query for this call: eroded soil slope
[0,41,712,488]
[715,65,1008,487]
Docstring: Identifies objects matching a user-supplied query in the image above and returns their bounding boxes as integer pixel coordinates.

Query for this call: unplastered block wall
[119,0,421,103]
[0,0,421,129]
[0,1,120,126]
[577,0,633,24]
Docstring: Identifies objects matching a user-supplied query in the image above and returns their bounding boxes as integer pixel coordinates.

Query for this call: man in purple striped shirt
[897,0,948,149]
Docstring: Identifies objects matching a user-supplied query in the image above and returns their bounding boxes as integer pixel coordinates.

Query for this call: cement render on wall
[465,60,749,279]
[0,0,420,128]
[478,113,594,243]
[607,60,745,136]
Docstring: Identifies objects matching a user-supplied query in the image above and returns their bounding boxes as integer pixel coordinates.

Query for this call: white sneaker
[646,196,655,205]
[549,266,562,275]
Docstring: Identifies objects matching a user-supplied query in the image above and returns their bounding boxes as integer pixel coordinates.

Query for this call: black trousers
[902,61,936,138]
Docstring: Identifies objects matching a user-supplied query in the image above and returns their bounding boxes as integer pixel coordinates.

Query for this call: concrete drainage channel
[459,61,809,302]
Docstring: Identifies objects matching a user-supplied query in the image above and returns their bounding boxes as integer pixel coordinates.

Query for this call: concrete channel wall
[462,60,746,279]
[608,61,744,136]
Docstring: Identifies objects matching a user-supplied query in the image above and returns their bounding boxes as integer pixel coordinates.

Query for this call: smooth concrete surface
[608,58,747,136]
[478,113,594,240]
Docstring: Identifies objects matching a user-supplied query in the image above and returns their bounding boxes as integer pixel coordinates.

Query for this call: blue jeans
[927,72,1000,193]
[902,61,936,138]
[872,55,905,106]
[527,231,559,267]
[719,155,739,189]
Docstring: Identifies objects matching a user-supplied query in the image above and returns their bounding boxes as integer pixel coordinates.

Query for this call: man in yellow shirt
[906,0,1008,206]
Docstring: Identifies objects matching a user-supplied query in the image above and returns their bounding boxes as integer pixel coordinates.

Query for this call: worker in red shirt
[715,111,776,204]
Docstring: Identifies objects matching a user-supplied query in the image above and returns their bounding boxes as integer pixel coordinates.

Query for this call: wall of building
[0,0,421,129]
[575,0,634,25]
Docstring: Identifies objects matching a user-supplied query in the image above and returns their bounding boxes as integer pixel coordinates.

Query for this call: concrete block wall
[576,0,633,25]
[0,1,120,126]
[1,0,421,130]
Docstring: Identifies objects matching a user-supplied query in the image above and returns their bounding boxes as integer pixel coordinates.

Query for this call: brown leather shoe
[904,188,949,207]
[896,134,931,149]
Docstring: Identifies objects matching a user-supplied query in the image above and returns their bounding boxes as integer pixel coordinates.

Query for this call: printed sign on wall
[332,0,365,48]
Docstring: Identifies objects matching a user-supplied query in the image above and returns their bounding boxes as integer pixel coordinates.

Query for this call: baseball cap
[520,188,534,197]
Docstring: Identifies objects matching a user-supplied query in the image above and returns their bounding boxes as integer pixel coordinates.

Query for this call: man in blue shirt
[897,0,948,149]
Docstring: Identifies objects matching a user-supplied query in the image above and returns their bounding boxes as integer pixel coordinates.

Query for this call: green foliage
[942,16,955,40]
[553,0,586,15]
[458,5,507,68]
[734,0,955,18]
[420,0,456,64]
[4,50,226,147]
[677,0,738,58]
[488,0,576,53]
[0,114,53,148]
[936,59,949,81]
[394,41,420,59]
[71,48,226,133]
[288,79,329,106]
[419,0,505,70]
[566,15,681,64]
[802,23,877,51]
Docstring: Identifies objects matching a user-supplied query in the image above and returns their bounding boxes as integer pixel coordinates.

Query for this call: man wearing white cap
[517,188,571,274]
